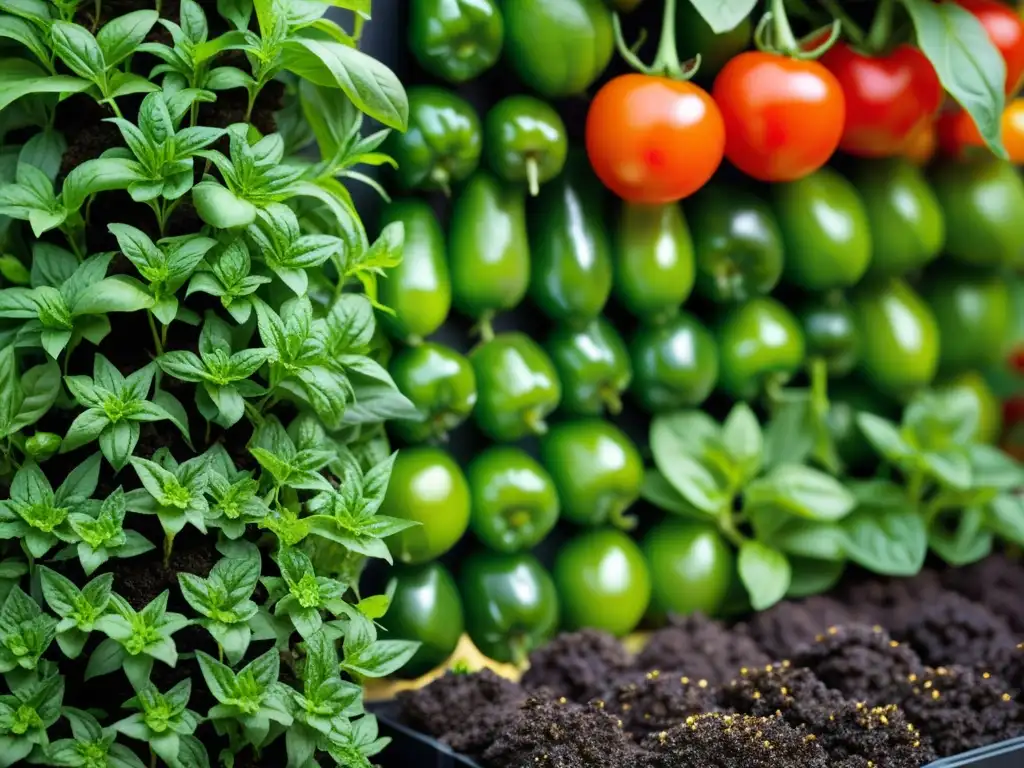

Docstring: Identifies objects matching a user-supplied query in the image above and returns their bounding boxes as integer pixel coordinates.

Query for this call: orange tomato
[937,100,1024,162]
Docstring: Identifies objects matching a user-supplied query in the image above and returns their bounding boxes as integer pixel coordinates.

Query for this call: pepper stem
[612,0,701,80]
[430,166,452,197]
[471,312,496,342]
[599,384,623,416]
[505,508,533,531]
[523,409,548,436]
[525,157,540,198]
[608,501,638,531]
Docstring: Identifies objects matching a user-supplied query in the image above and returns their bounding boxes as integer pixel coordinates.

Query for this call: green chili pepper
[385,86,482,195]
[484,95,568,197]
[467,446,560,553]
[383,563,465,679]
[545,317,632,417]
[717,297,806,401]
[796,291,860,378]
[614,201,695,324]
[500,0,614,98]
[529,152,613,328]
[408,0,505,83]
[689,182,784,304]
[389,343,477,444]
[630,311,719,412]
[377,199,451,345]
[460,550,559,665]
[448,171,531,332]
[470,332,561,441]
[540,419,643,529]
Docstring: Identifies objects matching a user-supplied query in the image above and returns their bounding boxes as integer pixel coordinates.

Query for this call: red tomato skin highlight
[585,73,725,203]
[712,52,846,182]
[821,43,942,157]
[957,0,1024,95]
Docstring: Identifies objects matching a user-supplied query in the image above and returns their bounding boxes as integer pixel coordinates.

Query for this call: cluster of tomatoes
[585,0,1024,204]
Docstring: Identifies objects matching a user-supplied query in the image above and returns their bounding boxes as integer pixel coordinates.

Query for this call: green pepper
[529,152,613,327]
[641,520,734,620]
[467,446,560,553]
[688,183,784,304]
[796,291,860,378]
[771,167,872,291]
[539,419,643,528]
[826,377,900,474]
[851,277,939,401]
[921,268,1011,374]
[500,0,614,98]
[484,95,568,197]
[470,332,561,441]
[630,312,719,412]
[377,199,451,344]
[448,172,531,329]
[389,343,477,444]
[717,297,806,401]
[385,86,482,195]
[408,0,505,83]
[849,158,944,280]
[383,563,465,679]
[938,371,1002,445]
[545,317,632,417]
[614,201,695,324]
[379,447,471,565]
[930,157,1024,269]
[459,550,559,665]
[553,528,651,637]
[676,1,753,79]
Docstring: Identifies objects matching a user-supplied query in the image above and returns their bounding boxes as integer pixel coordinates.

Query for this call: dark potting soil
[519,628,632,704]
[942,553,1024,636]
[399,555,1024,766]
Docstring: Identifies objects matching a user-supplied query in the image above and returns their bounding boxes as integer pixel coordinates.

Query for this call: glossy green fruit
[689,183,785,304]
[849,158,944,279]
[631,312,719,412]
[676,1,753,78]
[449,172,530,324]
[545,317,632,417]
[383,563,465,679]
[484,95,568,196]
[380,447,471,565]
[408,0,504,83]
[851,278,939,400]
[467,446,560,553]
[614,202,695,324]
[540,420,643,528]
[772,167,872,291]
[796,291,860,378]
[500,0,614,98]
[922,269,1011,374]
[378,199,450,344]
[930,157,1024,268]
[470,332,561,441]
[389,343,477,443]
[460,551,559,664]
[529,152,613,327]
[385,86,482,194]
[642,520,734,619]
[553,528,651,636]
[717,297,806,401]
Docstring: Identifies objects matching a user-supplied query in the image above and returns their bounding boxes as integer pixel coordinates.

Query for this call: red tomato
[585,74,725,203]
[712,52,845,182]
[957,0,1024,95]
[820,43,942,157]
[937,99,1024,162]
[904,121,937,166]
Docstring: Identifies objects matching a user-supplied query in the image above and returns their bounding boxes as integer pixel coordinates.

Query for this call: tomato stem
[757,0,842,60]
[770,0,801,56]
[817,0,865,45]
[865,0,894,56]
[611,0,701,80]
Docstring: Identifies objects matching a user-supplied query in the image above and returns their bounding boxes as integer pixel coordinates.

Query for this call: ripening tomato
[937,100,1024,162]
[956,0,1024,95]
[904,121,938,166]
[585,74,725,203]
[820,43,942,157]
[712,52,845,182]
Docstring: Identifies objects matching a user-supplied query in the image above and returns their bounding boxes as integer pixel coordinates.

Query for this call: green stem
[149,749,156,768]
[864,0,894,55]
[204,420,211,445]
[817,0,864,43]
[162,532,174,569]
[160,322,169,349]
[472,312,496,343]
[770,0,801,55]
[525,157,540,198]
[612,0,697,79]
[92,0,101,31]
[244,400,264,425]
[107,96,124,119]
[218,643,224,663]
[147,311,164,356]
[717,508,747,548]
[907,470,926,506]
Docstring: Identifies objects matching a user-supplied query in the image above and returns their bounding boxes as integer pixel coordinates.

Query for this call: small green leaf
[841,507,928,576]
[192,181,257,229]
[929,506,993,566]
[687,0,758,33]
[745,464,856,522]
[96,10,159,68]
[50,22,107,80]
[721,402,763,482]
[0,58,91,112]
[737,541,791,611]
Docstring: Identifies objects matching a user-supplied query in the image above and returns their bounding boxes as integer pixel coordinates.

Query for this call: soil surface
[398,553,1024,767]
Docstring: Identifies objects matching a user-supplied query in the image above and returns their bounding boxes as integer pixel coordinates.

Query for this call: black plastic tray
[370,699,1024,768]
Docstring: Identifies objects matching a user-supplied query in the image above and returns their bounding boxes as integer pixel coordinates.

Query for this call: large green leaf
[0,59,91,112]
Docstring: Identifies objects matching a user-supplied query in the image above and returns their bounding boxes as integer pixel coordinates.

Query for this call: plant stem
[865,0,894,55]
[204,420,211,445]
[907,470,926,506]
[147,312,164,356]
[149,749,156,768]
[218,644,224,663]
[771,0,801,55]
[651,0,683,77]
[162,533,174,569]
[717,509,747,548]
[817,0,864,45]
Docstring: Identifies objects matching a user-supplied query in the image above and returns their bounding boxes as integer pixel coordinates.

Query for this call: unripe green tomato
[630,312,719,412]
[642,520,734,620]
[484,95,568,196]
[716,297,806,401]
[383,563,465,679]
[389,343,477,444]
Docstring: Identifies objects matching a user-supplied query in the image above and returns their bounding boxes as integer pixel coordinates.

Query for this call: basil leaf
[722,402,763,482]
[841,507,927,576]
[687,0,758,34]
[745,464,856,522]
[929,506,993,566]
[770,519,846,562]
[0,16,50,69]
[96,10,159,68]
[785,557,845,599]
[738,541,791,611]
[640,468,715,520]
[50,22,107,80]
[902,0,1006,156]
[0,58,91,112]
[62,157,144,212]
[987,493,1024,546]
[856,412,914,461]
